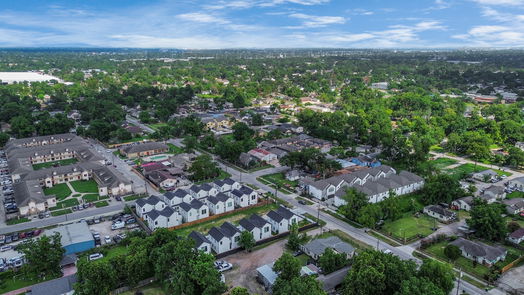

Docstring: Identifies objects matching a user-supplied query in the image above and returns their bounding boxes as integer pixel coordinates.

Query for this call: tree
[114,128,132,141]
[286,223,308,251]
[239,231,256,252]
[18,232,64,280]
[75,259,118,295]
[139,111,152,123]
[273,276,327,295]
[273,253,301,281]
[421,174,465,205]
[395,277,444,295]
[318,248,349,274]
[230,287,250,295]
[506,147,524,168]
[0,132,9,147]
[467,203,507,241]
[232,122,255,141]
[507,221,521,233]
[418,260,455,294]
[443,244,461,261]
[251,113,264,126]
[338,188,369,221]
[357,203,383,228]
[188,154,220,181]
[183,135,198,153]
[10,116,35,138]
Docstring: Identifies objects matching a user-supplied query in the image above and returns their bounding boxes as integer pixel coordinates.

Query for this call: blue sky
[0,0,524,48]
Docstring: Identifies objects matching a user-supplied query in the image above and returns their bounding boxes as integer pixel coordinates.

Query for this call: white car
[0,245,13,252]
[88,253,104,261]
[104,236,112,244]
[111,221,125,230]
[382,249,393,255]
[214,260,233,272]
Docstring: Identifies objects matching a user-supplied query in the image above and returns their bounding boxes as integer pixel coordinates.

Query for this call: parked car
[125,218,136,225]
[0,245,13,252]
[104,236,112,244]
[111,221,125,230]
[88,253,104,261]
[33,229,42,236]
[214,261,233,272]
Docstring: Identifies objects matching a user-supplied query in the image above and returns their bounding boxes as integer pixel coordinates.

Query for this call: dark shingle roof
[450,238,506,261]
[189,231,211,247]
[208,227,225,241]
[220,222,240,237]
[190,199,205,209]
[179,202,192,212]
[164,189,190,200]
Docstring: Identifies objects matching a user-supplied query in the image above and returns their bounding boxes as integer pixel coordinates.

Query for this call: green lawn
[120,283,165,295]
[167,143,183,154]
[43,183,72,200]
[32,158,78,170]
[260,172,298,188]
[446,163,512,180]
[430,145,445,152]
[505,216,524,228]
[507,191,524,199]
[0,272,48,294]
[429,158,458,170]
[174,203,279,237]
[6,217,30,225]
[148,123,168,131]
[82,194,108,202]
[94,201,109,208]
[382,214,437,241]
[51,198,79,210]
[51,208,72,216]
[425,241,491,279]
[70,180,99,193]
[123,194,145,201]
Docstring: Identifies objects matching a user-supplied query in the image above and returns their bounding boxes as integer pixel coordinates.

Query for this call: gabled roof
[240,214,270,231]
[509,228,524,239]
[220,222,241,237]
[135,195,163,207]
[164,189,190,200]
[425,205,455,217]
[121,142,168,154]
[178,202,193,212]
[302,236,355,257]
[208,227,226,241]
[267,206,295,222]
[189,231,211,247]
[239,185,254,195]
[190,199,206,209]
[450,238,506,261]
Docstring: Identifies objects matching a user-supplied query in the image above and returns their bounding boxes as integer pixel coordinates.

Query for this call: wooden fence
[501,255,524,273]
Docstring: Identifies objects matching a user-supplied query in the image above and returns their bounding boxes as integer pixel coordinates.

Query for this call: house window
[201,209,207,215]
[264,227,269,232]
[155,221,158,225]
[227,202,233,207]
[234,236,239,242]
[251,195,256,200]
[220,241,222,245]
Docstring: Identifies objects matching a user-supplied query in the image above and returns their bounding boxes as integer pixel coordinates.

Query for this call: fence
[501,255,524,273]
[168,199,272,231]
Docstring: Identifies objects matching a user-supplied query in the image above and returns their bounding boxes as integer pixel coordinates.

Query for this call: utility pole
[376,239,379,250]
[456,268,462,295]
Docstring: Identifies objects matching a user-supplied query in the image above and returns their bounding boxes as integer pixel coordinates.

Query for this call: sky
[1,0,524,48]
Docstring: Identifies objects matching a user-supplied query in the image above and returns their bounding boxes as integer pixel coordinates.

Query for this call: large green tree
[467,203,507,241]
[188,154,220,181]
[18,232,64,280]
[421,174,465,205]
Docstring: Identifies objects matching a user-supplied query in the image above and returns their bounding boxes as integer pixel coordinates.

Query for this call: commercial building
[119,142,169,159]
[45,222,95,255]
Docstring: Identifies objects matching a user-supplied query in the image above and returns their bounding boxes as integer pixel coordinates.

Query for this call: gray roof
[190,199,206,209]
[267,206,295,222]
[239,214,269,231]
[147,206,175,220]
[257,263,278,286]
[45,222,94,247]
[302,236,355,258]
[13,180,54,207]
[164,189,190,200]
[189,231,211,247]
[29,274,77,295]
[136,195,163,207]
[208,227,226,241]
[220,222,241,237]
[121,142,168,154]
[450,238,506,261]
[178,202,192,212]
[484,185,505,195]
[425,205,455,217]
[208,192,230,205]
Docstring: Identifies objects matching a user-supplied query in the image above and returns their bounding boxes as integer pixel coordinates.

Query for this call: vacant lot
[425,241,490,279]
[382,214,436,242]
[429,158,458,170]
[446,163,511,180]
[260,172,297,188]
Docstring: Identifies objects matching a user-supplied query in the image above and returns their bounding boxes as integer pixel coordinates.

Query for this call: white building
[238,214,272,241]
[135,196,166,218]
[266,206,299,234]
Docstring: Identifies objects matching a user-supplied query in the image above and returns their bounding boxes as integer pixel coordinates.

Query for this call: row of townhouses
[136,179,259,231]
[299,165,424,205]
[5,134,132,215]
[189,206,300,254]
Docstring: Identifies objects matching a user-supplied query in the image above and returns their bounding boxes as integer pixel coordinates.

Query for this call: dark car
[5,236,12,244]
[33,229,42,236]
[115,196,122,201]
[125,218,136,224]
[11,234,18,242]
[112,213,123,221]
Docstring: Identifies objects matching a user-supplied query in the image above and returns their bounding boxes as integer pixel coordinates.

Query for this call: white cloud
[471,0,524,5]
[288,13,346,28]
[176,13,230,24]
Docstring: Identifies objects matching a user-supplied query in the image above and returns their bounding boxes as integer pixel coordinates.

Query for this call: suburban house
[509,177,524,191]
[189,183,218,199]
[230,186,258,208]
[285,170,301,181]
[301,236,355,260]
[119,142,169,159]
[207,193,235,215]
[452,196,475,211]
[450,238,507,266]
[135,195,166,218]
[124,125,144,136]
[199,114,233,131]
[238,214,272,241]
[248,148,277,163]
[212,178,241,193]
[508,228,524,244]
[178,199,209,223]
[266,206,299,234]
[482,185,506,203]
[162,189,193,206]
[350,155,381,168]
[423,205,457,223]
[314,166,426,205]
[207,222,241,254]
[144,206,181,231]
[503,198,524,215]
[471,169,498,182]
[189,231,212,254]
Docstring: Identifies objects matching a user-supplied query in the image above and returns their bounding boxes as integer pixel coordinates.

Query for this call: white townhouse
[145,207,182,231]
[211,178,241,193]
[178,199,209,223]
[452,196,474,211]
[207,222,241,254]
[207,192,235,215]
[163,189,193,206]
[189,231,212,254]
[266,206,299,234]
[135,195,166,218]
[239,214,272,241]
[230,186,258,208]
[189,183,218,199]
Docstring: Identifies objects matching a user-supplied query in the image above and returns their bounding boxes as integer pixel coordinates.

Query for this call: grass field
[82,194,109,202]
[507,191,524,199]
[51,208,72,216]
[6,217,30,225]
[447,163,512,180]
[382,214,436,241]
[70,180,99,193]
[430,145,445,152]
[120,283,165,295]
[0,271,48,294]
[95,201,109,208]
[173,203,279,237]
[167,143,183,154]
[43,183,72,200]
[429,158,458,170]
[260,172,298,188]
[148,123,169,131]
[51,198,79,210]
[32,158,78,170]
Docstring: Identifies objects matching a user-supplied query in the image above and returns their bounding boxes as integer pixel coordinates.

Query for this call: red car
[33,229,42,236]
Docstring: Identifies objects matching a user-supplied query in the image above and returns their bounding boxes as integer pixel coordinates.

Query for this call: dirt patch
[499,265,524,293]
[223,239,287,294]
[88,220,126,244]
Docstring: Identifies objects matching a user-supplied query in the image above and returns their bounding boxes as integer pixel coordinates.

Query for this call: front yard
[43,183,72,200]
[507,191,524,199]
[429,158,458,170]
[70,180,99,193]
[381,213,437,242]
[425,241,491,279]
[260,172,298,188]
[446,163,511,180]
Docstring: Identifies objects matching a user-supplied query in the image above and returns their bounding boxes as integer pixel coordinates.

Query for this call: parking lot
[0,149,16,225]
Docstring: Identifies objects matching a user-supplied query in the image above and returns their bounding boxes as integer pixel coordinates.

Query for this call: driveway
[498,265,524,294]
